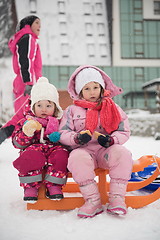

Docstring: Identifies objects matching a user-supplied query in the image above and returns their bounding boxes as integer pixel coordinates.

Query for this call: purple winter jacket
[59,65,131,151]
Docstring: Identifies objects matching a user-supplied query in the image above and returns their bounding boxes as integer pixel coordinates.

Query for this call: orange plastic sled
[27,155,160,210]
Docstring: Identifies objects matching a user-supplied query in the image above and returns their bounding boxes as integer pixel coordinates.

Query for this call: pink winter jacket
[12,106,59,150]
[8,25,42,90]
[59,65,130,151]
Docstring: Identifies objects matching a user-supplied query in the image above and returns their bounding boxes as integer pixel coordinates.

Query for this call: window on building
[143,0,160,19]
[87,44,95,57]
[135,44,144,58]
[133,0,142,13]
[60,22,67,35]
[61,43,69,57]
[58,66,69,82]
[134,67,144,81]
[83,2,91,15]
[134,21,143,35]
[99,44,107,57]
[95,2,103,15]
[85,23,93,36]
[30,0,37,13]
[58,1,65,14]
[97,23,105,36]
[154,1,160,15]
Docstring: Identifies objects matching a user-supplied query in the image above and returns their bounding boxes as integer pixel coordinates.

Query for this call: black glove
[74,133,91,145]
[98,134,114,148]
[24,85,33,96]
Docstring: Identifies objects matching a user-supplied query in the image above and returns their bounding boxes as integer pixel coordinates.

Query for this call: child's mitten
[22,120,42,137]
[48,132,61,143]
[74,130,92,145]
[97,134,114,148]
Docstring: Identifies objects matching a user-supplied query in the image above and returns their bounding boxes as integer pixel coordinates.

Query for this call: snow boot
[77,181,103,218]
[107,180,127,215]
[46,185,64,200]
[0,125,15,144]
[23,186,38,202]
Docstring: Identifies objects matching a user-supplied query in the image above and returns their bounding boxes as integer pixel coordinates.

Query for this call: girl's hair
[53,104,59,118]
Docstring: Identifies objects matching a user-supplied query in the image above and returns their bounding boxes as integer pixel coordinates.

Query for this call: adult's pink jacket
[8,25,42,96]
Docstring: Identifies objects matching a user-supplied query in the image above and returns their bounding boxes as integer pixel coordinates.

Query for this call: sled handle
[132,155,160,172]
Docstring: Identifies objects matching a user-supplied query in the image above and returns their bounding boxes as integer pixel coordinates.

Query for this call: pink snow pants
[3,74,31,129]
[3,75,30,129]
[68,144,133,186]
[13,144,69,188]
[13,75,29,113]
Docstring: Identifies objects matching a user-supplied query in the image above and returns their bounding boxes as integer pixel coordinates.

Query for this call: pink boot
[46,185,64,200]
[107,180,127,215]
[24,186,38,202]
[78,181,103,218]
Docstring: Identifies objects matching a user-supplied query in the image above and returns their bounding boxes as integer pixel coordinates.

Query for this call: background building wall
[13,0,160,110]
[15,0,111,66]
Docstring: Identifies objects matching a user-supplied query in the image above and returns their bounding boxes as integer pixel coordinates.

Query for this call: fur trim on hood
[67,65,123,100]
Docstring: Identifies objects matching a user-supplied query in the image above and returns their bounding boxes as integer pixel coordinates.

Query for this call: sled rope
[13,93,24,103]
[14,97,29,115]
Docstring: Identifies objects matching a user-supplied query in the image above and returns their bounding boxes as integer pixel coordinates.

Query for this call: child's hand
[48,132,61,143]
[97,134,114,148]
[74,130,92,145]
[22,120,42,137]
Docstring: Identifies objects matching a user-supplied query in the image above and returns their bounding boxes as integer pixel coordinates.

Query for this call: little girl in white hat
[12,77,69,201]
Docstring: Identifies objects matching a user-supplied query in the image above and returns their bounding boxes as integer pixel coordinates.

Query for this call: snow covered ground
[0,136,160,240]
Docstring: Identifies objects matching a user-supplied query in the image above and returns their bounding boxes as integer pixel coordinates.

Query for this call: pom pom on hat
[75,67,105,94]
[31,77,63,119]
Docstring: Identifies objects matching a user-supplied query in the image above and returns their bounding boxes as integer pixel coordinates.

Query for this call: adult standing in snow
[59,65,133,218]
[0,15,42,144]
[11,15,42,112]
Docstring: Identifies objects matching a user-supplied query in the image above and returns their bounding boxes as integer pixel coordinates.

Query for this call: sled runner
[27,155,160,210]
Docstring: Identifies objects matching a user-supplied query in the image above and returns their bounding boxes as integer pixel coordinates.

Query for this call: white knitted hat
[30,77,63,119]
[75,67,105,94]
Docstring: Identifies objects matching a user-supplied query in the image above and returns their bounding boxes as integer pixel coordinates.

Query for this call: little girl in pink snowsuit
[59,65,133,217]
[12,77,69,201]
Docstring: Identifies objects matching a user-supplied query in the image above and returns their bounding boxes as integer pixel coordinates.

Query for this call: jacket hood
[67,65,123,100]
[8,25,38,54]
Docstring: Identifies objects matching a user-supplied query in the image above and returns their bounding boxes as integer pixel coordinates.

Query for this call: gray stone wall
[127,110,160,137]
